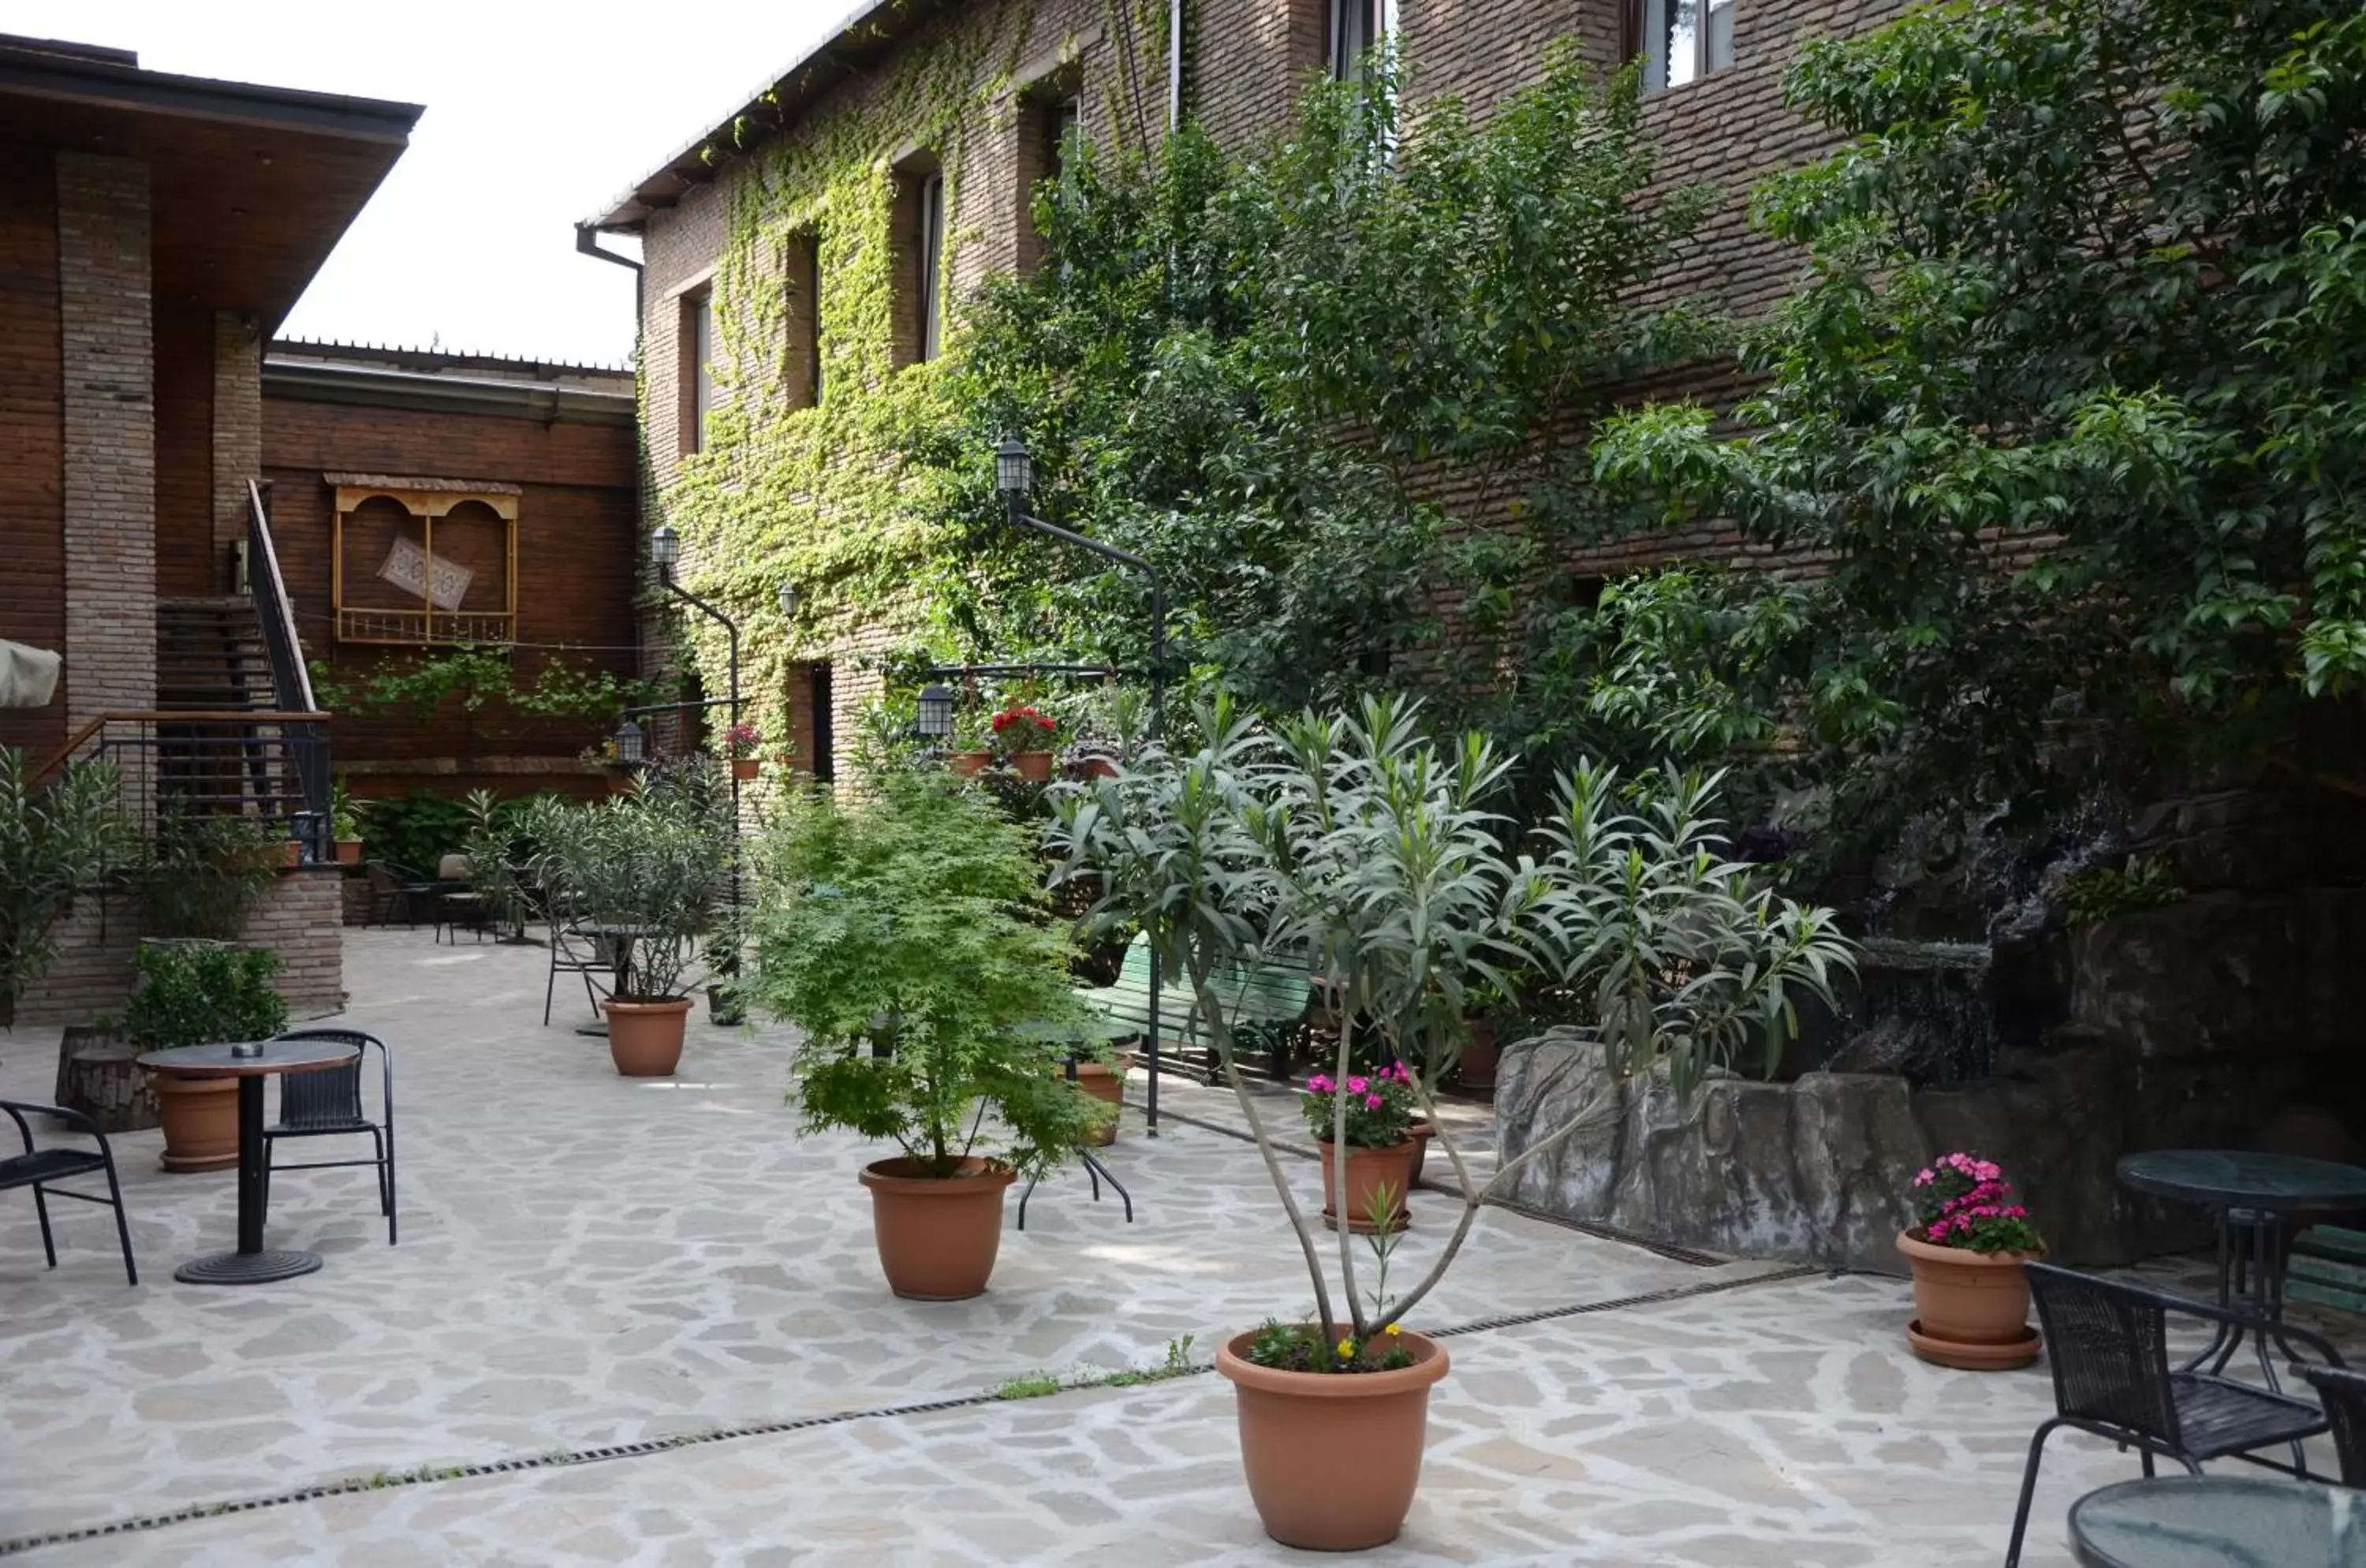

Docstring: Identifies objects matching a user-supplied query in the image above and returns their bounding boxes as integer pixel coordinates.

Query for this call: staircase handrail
[28,710,332,789]
[246,480,317,715]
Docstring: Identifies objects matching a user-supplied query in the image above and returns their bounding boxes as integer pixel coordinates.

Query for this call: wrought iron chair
[0,1100,137,1285]
[544,903,614,1027]
[259,1029,396,1245]
[2004,1262,2342,1566]
[2294,1361,2366,1488]
[363,860,422,928]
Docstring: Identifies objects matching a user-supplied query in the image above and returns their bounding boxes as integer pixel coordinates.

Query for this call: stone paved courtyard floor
[1,929,2355,1565]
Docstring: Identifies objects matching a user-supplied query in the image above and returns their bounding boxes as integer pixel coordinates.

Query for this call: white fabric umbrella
[0,640,62,708]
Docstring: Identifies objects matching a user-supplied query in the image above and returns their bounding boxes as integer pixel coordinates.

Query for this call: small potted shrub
[723,721,762,782]
[752,769,1100,1300]
[990,703,1058,782]
[1304,1062,1416,1232]
[128,942,289,1171]
[138,811,282,940]
[525,772,728,1076]
[1897,1151,2045,1369]
[947,707,993,779]
[330,778,368,866]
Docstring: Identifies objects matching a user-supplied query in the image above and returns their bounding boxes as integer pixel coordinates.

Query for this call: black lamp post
[915,681,956,743]
[649,523,742,910]
[993,436,1168,1133]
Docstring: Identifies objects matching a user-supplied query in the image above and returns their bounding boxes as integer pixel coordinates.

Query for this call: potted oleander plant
[0,748,129,1031]
[524,770,729,1077]
[751,768,1100,1300]
[1047,695,1853,1551]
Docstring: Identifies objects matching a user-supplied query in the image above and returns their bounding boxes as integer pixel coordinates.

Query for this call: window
[1632,0,1735,92]
[1329,0,1387,81]
[679,288,713,454]
[785,231,821,411]
[809,663,835,784]
[890,155,946,368]
[1016,80,1080,274]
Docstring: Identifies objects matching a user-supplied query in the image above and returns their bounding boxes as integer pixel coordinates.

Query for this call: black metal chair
[2005,1262,2342,1566]
[0,1100,136,1285]
[259,1029,396,1245]
[2294,1361,2366,1488]
[544,911,613,1026]
[363,860,422,928]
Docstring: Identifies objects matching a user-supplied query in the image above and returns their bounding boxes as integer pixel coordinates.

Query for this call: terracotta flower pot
[1317,1138,1416,1234]
[603,997,691,1077]
[334,839,364,867]
[1457,1018,1499,1094]
[1406,1119,1433,1187]
[731,758,760,781]
[147,1070,240,1172]
[949,750,991,778]
[858,1155,1016,1300]
[1067,1060,1125,1146]
[1215,1328,1450,1551]
[1897,1230,2042,1369]
[1011,751,1055,783]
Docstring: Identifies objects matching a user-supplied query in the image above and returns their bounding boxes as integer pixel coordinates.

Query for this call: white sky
[8,0,851,366]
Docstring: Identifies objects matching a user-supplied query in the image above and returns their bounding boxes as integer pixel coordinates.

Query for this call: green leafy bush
[2062,854,2185,928]
[751,770,1097,1178]
[0,749,132,1025]
[521,769,730,1000]
[125,942,288,1048]
[138,812,282,940]
[361,789,474,875]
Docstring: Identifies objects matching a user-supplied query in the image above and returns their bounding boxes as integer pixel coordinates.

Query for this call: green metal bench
[1077,935,1316,1083]
[2288,1225,2366,1316]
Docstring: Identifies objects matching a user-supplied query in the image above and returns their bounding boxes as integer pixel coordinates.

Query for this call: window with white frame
[1633,0,1736,92]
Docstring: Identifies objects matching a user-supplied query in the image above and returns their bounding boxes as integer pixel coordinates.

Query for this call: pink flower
[1365,1094,1383,1111]
[1346,1077,1368,1095]
[1915,1168,1934,1185]
[1308,1075,1334,1094]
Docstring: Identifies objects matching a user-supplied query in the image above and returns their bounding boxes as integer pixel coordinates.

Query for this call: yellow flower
[1384,1323,1402,1338]
[1336,1338,1356,1359]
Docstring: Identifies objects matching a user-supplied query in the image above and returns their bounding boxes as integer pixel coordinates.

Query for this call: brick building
[261,340,640,803]
[0,35,425,1022]
[584,0,1892,772]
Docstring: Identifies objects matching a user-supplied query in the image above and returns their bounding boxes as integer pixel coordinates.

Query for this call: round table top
[2115,1150,2366,1213]
[2069,1475,2364,1568]
[137,1038,360,1079]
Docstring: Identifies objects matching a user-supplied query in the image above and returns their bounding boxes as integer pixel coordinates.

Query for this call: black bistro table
[2116,1149,2366,1389]
[2069,1475,2364,1568]
[137,1037,360,1285]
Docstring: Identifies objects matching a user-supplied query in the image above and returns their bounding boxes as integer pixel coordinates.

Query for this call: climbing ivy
[654,1,1170,758]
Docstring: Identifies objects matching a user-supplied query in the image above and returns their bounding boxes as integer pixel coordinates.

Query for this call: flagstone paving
[0,929,2354,1565]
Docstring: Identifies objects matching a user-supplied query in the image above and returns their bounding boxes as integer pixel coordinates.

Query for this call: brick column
[213,310,262,579]
[57,152,155,726]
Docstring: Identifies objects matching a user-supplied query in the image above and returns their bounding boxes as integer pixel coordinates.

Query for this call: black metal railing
[245,480,331,860]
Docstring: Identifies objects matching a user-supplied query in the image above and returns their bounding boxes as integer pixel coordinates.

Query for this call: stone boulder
[1495,1029,1925,1272]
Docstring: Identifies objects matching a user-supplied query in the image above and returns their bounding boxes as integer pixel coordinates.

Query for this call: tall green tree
[923,45,1707,716]
[1595,0,2366,819]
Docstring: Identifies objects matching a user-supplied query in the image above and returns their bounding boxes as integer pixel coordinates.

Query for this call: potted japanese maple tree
[752,768,1100,1300]
[1049,695,1853,1550]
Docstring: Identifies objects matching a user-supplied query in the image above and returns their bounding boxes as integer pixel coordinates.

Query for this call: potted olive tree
[751,769,1100,1301]
[1047,696,1854,1551]
[525,769,728,1077]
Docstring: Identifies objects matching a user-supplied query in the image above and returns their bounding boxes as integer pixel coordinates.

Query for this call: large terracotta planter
[949,750,991,778]
[1317,1138,1416,1234]
[1069,1060,1125,1146]
[1011,751,1054,783]
[603,997,691,1077]
[147,1070,240,1171]
[1406,1119,1434,1187]
[1215,1328,1450,1551]
[1457,1018,1499,1094]
[1898,1230,2042,1369]
[859,1156,1016,1300]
